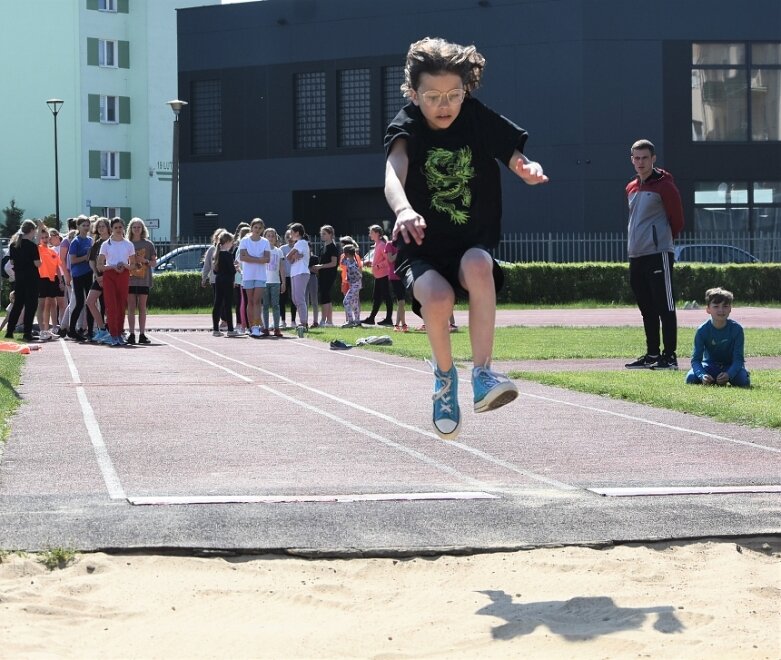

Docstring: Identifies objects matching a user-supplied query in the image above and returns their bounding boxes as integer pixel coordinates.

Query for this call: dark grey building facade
[176,0,781,248]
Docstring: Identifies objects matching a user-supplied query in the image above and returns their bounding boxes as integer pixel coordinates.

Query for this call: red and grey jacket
[626,168,684,258]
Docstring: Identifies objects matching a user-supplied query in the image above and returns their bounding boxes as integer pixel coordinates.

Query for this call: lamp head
[166,99,188,116]
[46,99,64,115]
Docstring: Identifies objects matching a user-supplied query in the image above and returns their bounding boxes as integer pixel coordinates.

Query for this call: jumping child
[384,37,548,439]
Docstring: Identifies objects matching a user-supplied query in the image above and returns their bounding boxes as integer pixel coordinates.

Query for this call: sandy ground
[1,540,778,659]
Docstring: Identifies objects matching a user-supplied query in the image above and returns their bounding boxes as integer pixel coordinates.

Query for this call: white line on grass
[159,333,577,491]
[156,336,491,490]
[59,340,126,500]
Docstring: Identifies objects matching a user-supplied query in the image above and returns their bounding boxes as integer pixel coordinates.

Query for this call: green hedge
[4,264,778,310]
[498,262,781,304]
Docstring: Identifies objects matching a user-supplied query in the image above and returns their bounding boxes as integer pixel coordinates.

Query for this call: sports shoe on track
[250,325,261,338]
[360,317,376,325]
[138,334,151,345]
[377,318,394,327]
[652,352,679,370]
[472,366,519,413]
[126,333,136,345]
[226,330,240,337]
[428,361,461,440]
[625,354,660,369]
[212,330,224,337]
[273,329,284,338]
[92,329,109,343]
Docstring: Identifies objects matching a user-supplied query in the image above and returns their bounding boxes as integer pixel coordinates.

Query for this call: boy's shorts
[397,245,504,318]
[242,279,266,289]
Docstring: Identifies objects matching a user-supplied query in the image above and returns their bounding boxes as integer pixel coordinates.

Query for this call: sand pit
[1,540,778,659]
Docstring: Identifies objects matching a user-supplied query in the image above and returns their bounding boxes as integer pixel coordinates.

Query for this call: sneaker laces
[473,366,507,389]
[427,360,454,415]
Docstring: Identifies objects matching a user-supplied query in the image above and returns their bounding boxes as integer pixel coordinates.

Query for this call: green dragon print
[423,146,474,225]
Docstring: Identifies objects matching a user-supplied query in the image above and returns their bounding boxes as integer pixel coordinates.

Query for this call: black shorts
[318,273,337,305]
[397,246,504,318]
[89,280,103,292]
[38,278,61,299]
[128,285,150,295]
[390,278,406,302]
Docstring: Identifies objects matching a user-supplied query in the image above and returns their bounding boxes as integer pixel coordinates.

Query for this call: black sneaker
[138,333,151,344]
[126,333,136,345]
[67,330,87,342]
[625,354,660,369]
[360,317,376,325]
[653,353,679,370]
[377,318,394,327]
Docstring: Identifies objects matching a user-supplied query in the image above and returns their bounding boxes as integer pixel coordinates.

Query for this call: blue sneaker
[116,335,127,346]
[472,366,518,413]
[93,329,108,343]
[429,361,460,440]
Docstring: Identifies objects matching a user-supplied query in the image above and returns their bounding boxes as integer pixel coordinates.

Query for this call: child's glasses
[419,88,466,107]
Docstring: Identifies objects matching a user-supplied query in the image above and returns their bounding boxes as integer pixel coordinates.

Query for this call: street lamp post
[46,99,64,231]
[166,99,188,242]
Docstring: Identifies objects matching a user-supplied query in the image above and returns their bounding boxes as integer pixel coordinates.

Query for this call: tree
[2,199,24,237]
[41,213,58,228]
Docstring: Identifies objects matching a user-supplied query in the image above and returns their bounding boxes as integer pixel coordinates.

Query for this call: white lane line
[298,341,781,455]
[156,336,490,490]
[59,341,126,500]
[128,491,498,506]
[590,485,781,497]
[160,334,575,491]
[521,392,781,454]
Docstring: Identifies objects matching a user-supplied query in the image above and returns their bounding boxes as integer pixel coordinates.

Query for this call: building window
[382,65,406,132]
[692,42,781,142]
[99,39,117,68]
[100,95,118,123]
[191,80,222,155]
[99,0,117,11]
[294,72,326,150]
[337,68,371,148]
[694,180,781,237]
[95,206,120,218]
[101,151,119,179]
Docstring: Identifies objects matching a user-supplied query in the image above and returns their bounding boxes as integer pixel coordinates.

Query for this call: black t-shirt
[384,97,527,261]
[9,238,39,278]
[318,242,340,281]
[89,238,104,264]
[214,250,235,280]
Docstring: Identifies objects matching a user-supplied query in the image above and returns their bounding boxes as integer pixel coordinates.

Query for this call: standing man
[624,139,684,370]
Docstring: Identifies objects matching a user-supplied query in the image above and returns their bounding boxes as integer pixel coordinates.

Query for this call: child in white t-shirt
[97,218,136,346]
[238,218,271,338]
[285,222,310,332]
[262,228,285,337]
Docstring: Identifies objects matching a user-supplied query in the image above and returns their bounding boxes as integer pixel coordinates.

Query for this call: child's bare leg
[459,248,495,367]
[413,270,455,370]
[37,299,48,332]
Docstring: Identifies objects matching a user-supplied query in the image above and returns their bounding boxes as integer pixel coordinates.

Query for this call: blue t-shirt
[690,318,745,380]
[68,235,94,278]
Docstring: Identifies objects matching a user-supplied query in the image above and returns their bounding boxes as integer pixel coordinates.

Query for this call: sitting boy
[685,287,750,387]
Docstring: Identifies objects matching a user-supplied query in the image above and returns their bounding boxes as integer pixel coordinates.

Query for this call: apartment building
[0,0,217,238]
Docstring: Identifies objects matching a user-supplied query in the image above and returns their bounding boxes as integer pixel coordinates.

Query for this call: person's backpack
[1,254,10,279]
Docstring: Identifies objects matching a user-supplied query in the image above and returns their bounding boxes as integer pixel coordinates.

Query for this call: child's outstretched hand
[515,157,549,185]
[392,208,426,245]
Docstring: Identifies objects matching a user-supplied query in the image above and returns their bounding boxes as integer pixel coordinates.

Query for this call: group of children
[2,215,156,347]
[202,218,415,337]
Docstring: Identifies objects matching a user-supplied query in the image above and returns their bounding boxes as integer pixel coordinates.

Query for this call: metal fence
[492,231,781,264]
[154,231,781,264]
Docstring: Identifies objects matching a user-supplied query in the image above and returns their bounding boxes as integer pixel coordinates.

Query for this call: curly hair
[401,37,486,98]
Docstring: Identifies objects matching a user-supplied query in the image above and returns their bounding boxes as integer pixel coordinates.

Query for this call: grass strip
[0,353,24,442]
[307,325,781,362]
[512,368,781,428]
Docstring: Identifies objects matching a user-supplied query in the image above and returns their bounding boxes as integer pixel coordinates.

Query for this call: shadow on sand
[476,590,684,641]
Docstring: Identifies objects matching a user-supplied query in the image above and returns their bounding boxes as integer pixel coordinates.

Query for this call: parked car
[153,244,210,275]
[673,244,759,264]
